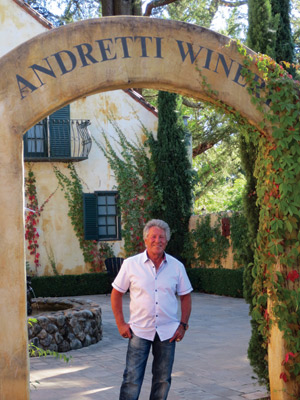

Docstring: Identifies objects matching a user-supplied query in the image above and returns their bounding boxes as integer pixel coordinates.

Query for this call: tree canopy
[26,0,248,27]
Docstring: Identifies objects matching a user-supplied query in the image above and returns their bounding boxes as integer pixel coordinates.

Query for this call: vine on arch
[196,42,300,392]
[238,46,300,391]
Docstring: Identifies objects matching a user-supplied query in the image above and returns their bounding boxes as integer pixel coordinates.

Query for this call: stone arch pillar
[0,16,285,399]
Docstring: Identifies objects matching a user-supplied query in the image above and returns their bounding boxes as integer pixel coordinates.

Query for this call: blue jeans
[119,332,176,400]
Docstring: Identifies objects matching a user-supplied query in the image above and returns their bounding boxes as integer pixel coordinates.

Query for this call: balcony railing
[24,119,92,162]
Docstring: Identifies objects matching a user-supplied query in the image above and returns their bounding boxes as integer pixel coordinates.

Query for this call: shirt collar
[143,250,167,264]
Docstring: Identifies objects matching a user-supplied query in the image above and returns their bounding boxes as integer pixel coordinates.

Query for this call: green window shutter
[83,193,98,240]
[49,105,71,158]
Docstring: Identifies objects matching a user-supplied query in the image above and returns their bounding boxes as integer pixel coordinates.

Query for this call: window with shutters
[83,191,121,241]
[23,105,92,162]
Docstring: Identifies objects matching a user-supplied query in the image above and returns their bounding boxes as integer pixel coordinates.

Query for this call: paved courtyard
[30,293,269,400]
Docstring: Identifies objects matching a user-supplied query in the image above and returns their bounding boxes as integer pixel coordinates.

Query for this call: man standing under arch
[111,219,193,400]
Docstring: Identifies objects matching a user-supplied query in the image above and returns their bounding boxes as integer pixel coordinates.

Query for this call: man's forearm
[180,293,192,323]
[111,288,125,327]
[111,288,132,338]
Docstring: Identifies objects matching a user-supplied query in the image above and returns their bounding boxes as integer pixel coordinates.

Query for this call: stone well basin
[28,297,102,353]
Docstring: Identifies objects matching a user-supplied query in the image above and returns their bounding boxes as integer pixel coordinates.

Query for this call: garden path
[30,293,269,400]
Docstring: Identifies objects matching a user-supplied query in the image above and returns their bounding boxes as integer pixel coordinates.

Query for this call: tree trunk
[102,0,114,16]
[101,0,142,16]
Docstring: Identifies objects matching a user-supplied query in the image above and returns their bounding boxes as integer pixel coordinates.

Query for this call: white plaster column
[0,126,29,399]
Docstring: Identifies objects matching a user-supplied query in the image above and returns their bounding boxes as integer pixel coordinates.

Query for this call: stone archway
[0,16,282,399]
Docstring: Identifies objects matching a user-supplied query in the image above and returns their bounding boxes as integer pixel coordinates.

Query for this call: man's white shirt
[112,250,193,341]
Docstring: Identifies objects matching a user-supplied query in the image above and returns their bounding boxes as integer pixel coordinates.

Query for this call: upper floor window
[83,191,121,241]
[23,105,92,162]
[25,119,47,157]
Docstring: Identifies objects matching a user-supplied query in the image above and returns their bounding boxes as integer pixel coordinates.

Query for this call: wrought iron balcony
[23,118,92,162]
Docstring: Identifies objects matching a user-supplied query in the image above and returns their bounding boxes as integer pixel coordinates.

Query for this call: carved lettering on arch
[15,35,266,103]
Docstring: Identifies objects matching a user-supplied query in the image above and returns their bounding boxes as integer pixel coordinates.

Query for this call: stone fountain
[28,297,102,353]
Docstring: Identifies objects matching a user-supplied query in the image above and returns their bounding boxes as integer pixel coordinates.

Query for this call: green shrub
[31,268,243,299]
[187,267,244,298]
[184,215,230,268]
[31,273,111,297]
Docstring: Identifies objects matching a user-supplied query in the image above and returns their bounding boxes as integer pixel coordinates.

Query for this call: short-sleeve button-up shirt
[112,250,193,341]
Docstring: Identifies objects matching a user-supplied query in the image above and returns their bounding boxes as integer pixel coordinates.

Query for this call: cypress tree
[247,0,275,57]
[147,91,194,261]
[270,0,294,65]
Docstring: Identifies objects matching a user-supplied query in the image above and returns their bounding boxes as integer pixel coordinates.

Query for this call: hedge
[187,267,244,298]
[30,268,243,298]
[31,273,111,297]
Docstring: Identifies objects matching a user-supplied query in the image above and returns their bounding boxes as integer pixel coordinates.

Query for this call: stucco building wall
[0,0,51,57]
[27,91,157,276]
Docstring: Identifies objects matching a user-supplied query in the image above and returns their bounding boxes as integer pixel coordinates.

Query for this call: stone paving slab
[30,293,269,399]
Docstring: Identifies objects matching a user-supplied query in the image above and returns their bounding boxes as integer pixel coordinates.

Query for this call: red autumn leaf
[283,352,297,364]
[280,372,288,382]
[264,309,269,322]
[287,270,300,282]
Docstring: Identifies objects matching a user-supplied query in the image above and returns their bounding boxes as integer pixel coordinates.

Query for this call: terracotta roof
[12,0,54,30]
[124,89,158,117]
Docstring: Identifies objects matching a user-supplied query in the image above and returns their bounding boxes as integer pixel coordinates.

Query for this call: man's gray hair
[143,219,171,241]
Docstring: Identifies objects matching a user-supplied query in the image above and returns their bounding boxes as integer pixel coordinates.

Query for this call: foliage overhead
[26,0,249,24]
[193,133,245,213]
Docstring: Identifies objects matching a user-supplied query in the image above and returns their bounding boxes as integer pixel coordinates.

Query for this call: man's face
[144,226,168,259]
